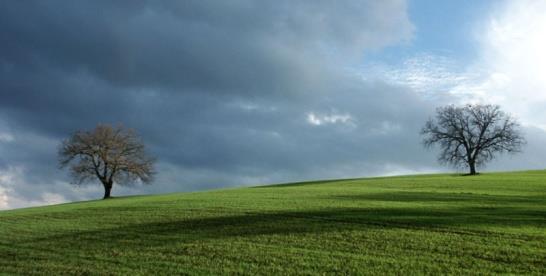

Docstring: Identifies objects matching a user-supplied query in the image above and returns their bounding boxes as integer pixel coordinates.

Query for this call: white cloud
[364,0,546,131]
[306,111,354,126]
[0,132,14,143]
[359,53,469,98]
[0,166,68,210]
[0,166,23,185]
[0,166,23,210]
[474,0,546,129]
[0,186,8,209]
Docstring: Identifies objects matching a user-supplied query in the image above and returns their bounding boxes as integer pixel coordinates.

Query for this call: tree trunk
[469,160,477,175]
[103,182,113,199]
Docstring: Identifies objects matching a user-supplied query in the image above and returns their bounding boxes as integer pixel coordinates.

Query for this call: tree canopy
[59,124,155,198]
[421,104,525,175]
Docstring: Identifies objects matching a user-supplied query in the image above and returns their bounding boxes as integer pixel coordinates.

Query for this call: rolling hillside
[1,171,545,274]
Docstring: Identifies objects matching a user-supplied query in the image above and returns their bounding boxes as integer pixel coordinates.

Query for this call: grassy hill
[1,171,545,275]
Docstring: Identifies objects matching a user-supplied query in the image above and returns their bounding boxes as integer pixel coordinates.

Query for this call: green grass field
[0,171,545,275]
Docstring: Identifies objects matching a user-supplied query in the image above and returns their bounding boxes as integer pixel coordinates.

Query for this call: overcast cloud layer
[1,0,545,210]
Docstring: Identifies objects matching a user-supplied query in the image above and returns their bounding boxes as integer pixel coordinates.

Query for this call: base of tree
[462,173,481,176]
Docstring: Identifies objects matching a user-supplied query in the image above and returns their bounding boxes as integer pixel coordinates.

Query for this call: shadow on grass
[20,201,546,251]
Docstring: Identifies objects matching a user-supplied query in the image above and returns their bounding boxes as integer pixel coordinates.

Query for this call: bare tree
[421,104,525,175]
[59,124,155,199]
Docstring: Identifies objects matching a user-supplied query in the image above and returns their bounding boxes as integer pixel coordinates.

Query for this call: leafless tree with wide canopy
[421,104,525,175]
[59,124,155,199]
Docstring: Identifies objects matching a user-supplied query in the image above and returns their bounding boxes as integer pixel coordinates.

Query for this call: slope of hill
[1,171,545,274]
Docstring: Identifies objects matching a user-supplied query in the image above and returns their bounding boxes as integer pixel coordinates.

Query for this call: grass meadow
[0,171,545,274]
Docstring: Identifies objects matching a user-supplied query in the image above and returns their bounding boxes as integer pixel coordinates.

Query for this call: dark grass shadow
[7,190,544,258]
[18,204,546,252]
[3,206,545,274]
[2,205,542,273]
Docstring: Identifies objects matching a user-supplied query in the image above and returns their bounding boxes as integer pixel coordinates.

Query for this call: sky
[1,0,545,210]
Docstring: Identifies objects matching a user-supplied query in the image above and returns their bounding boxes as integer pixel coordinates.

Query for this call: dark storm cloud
[1,0,410,94]
[1,0,451,208]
